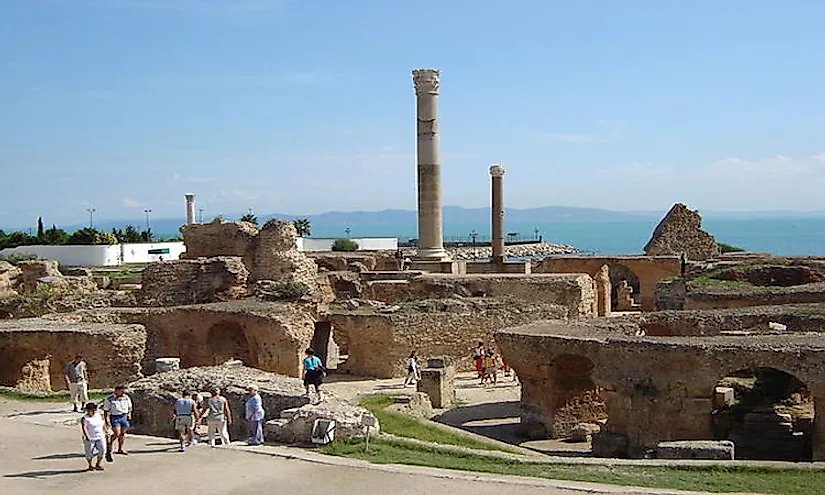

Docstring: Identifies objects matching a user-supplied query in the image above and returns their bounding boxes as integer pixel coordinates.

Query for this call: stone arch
[712,367,814,460]
[608,263,641,309]
[204,320,254,367]
[545,353,606,438]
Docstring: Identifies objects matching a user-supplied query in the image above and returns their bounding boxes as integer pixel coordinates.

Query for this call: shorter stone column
[595,264,611,316]
[416,356,455,408]
[489,165,506,264]
[185,194,196,225]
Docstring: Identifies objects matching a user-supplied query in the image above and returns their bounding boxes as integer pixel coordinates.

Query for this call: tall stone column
[413,69,448,260]
[489,165,506,263]
[184,194,196,225]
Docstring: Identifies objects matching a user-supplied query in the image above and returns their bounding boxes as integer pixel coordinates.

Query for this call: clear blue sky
[2,0,824,228]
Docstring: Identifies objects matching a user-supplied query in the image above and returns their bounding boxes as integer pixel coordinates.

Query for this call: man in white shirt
[102,385,133,455]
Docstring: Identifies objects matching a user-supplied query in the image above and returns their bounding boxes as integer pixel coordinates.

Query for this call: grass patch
[322,437,824,495]
[0,388,108,403]
[359,394,514,453]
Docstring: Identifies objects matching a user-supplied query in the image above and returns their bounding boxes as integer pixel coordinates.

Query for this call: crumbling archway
[204,320,254,367]
[609,264,641,310]
[712,367,814,461]
[543,353,606,438]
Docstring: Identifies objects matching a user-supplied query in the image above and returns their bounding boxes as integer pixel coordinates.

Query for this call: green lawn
[0,389,109,403]
[323,437,823,495]
[359,394,515,453]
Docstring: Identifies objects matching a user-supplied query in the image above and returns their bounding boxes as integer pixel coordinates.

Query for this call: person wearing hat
[79,402,106,471]
[204,386,232,447]
[244,385,265,446]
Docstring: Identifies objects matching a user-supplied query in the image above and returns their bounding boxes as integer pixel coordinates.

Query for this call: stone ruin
[128,364,377,444]
[644,203,721,261]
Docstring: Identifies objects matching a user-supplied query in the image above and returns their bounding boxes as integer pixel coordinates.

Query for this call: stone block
[714,386,735,407]
[569,422,601,442]
[265,402,379,444]
[15,357,51,392]
[592,432,629,458]
[769,321,788,332]
[417,365,455,409]
[656,440,734,460]
[155,358,180,373]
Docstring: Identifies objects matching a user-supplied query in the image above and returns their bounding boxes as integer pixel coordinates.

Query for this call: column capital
[413,69,440,96]
[489,164,506,177]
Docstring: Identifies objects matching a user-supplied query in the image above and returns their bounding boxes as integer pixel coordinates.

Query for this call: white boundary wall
[296,237,397,252]
[0,242,186,266]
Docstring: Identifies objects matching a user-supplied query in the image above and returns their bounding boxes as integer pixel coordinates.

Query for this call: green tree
[36,217,44,240]
[42,225,68,245]
[240,213,258,225]
[331,238,359,252]
[293,218,311,237]
[0,231,36,249]
[67,227,117,245]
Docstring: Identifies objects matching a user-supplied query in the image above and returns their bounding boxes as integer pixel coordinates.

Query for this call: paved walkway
[0,398,751,495]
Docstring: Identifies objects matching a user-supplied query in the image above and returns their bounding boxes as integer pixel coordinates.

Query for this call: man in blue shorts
[102,385,133,455]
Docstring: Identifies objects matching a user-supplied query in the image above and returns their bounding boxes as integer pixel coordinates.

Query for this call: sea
[282,218,825,257]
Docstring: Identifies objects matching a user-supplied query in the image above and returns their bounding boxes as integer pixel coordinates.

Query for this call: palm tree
[293,218,311,237]
[239,213,258,225]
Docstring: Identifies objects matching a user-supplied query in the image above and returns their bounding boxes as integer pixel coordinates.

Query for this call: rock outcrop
[644,203,721,261]
[136,257,249,306]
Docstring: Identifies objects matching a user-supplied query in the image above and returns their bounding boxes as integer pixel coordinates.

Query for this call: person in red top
[472,341,485,378]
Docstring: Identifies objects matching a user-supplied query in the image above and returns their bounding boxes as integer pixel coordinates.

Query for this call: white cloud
[123,198,142,207]
[811,153,825,162]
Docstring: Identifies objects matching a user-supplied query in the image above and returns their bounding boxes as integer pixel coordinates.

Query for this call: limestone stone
[656,440,734,460]
[0,318,146,390]
[15,357,51,392]
[127,365,310,441]
[714,386,735,407]
[35,275,97,294]
[417,362,455,409]
[591,432,629,457]
[385,392,434,419]
[252,220,318,292]
[644,203,721,261]
[181,219,259,263]
[264,402,379,444]
[17,260,63,292]
[594,264,611,316]
[569,422,601,442]
[136,256,249,306]
[0,261,21,296]
[154,358,180,373]
[616,280,636,311]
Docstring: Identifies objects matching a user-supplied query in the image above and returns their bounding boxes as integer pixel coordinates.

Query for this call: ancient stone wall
[50,300,317,378]
[535,256,681,311]
[251,220,318,289]
[362,273,596,319]
[644,203,721,261]
[17,260,63,292]
[0,319,146,390]
[181,219,259,264]
[136,256,249,306]
[496,312,825,458]
[0,261,21,297]
[327,298,569,378]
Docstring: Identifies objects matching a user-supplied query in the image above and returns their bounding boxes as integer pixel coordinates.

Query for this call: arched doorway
[609,264,641,310]
[205,320,253,367]
[547,354,607,438]
[712,367,814,460]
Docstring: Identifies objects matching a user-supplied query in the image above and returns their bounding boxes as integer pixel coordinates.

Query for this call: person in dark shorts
[102,385,133,455]
[302,348,325,403]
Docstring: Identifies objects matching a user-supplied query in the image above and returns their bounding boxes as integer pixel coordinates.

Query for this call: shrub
[718,242,746,253]
[331,238,359,252]
[0,252,38,264]
[271,281,310,300]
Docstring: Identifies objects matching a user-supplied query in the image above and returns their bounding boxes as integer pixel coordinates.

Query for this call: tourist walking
[404,351,421,387]
[302,348,325,403]
[481,351,499,386]
[191,392,204,444]
[245,385,265,446]
[472,341,486,378]
[102,385,133,455]
[204,387,232,447]
[171,390,200,452]
[80,402,106,471]
[394,248,404,270]
[64,354,89,412]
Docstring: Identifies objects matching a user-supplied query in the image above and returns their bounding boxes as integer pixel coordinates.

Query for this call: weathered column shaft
[184,194,196,225]
[490,165,505,263]
[413,69,448,260]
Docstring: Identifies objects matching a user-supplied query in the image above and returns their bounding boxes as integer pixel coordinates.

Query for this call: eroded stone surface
[643,203,721,261]
[0,318,146,390]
